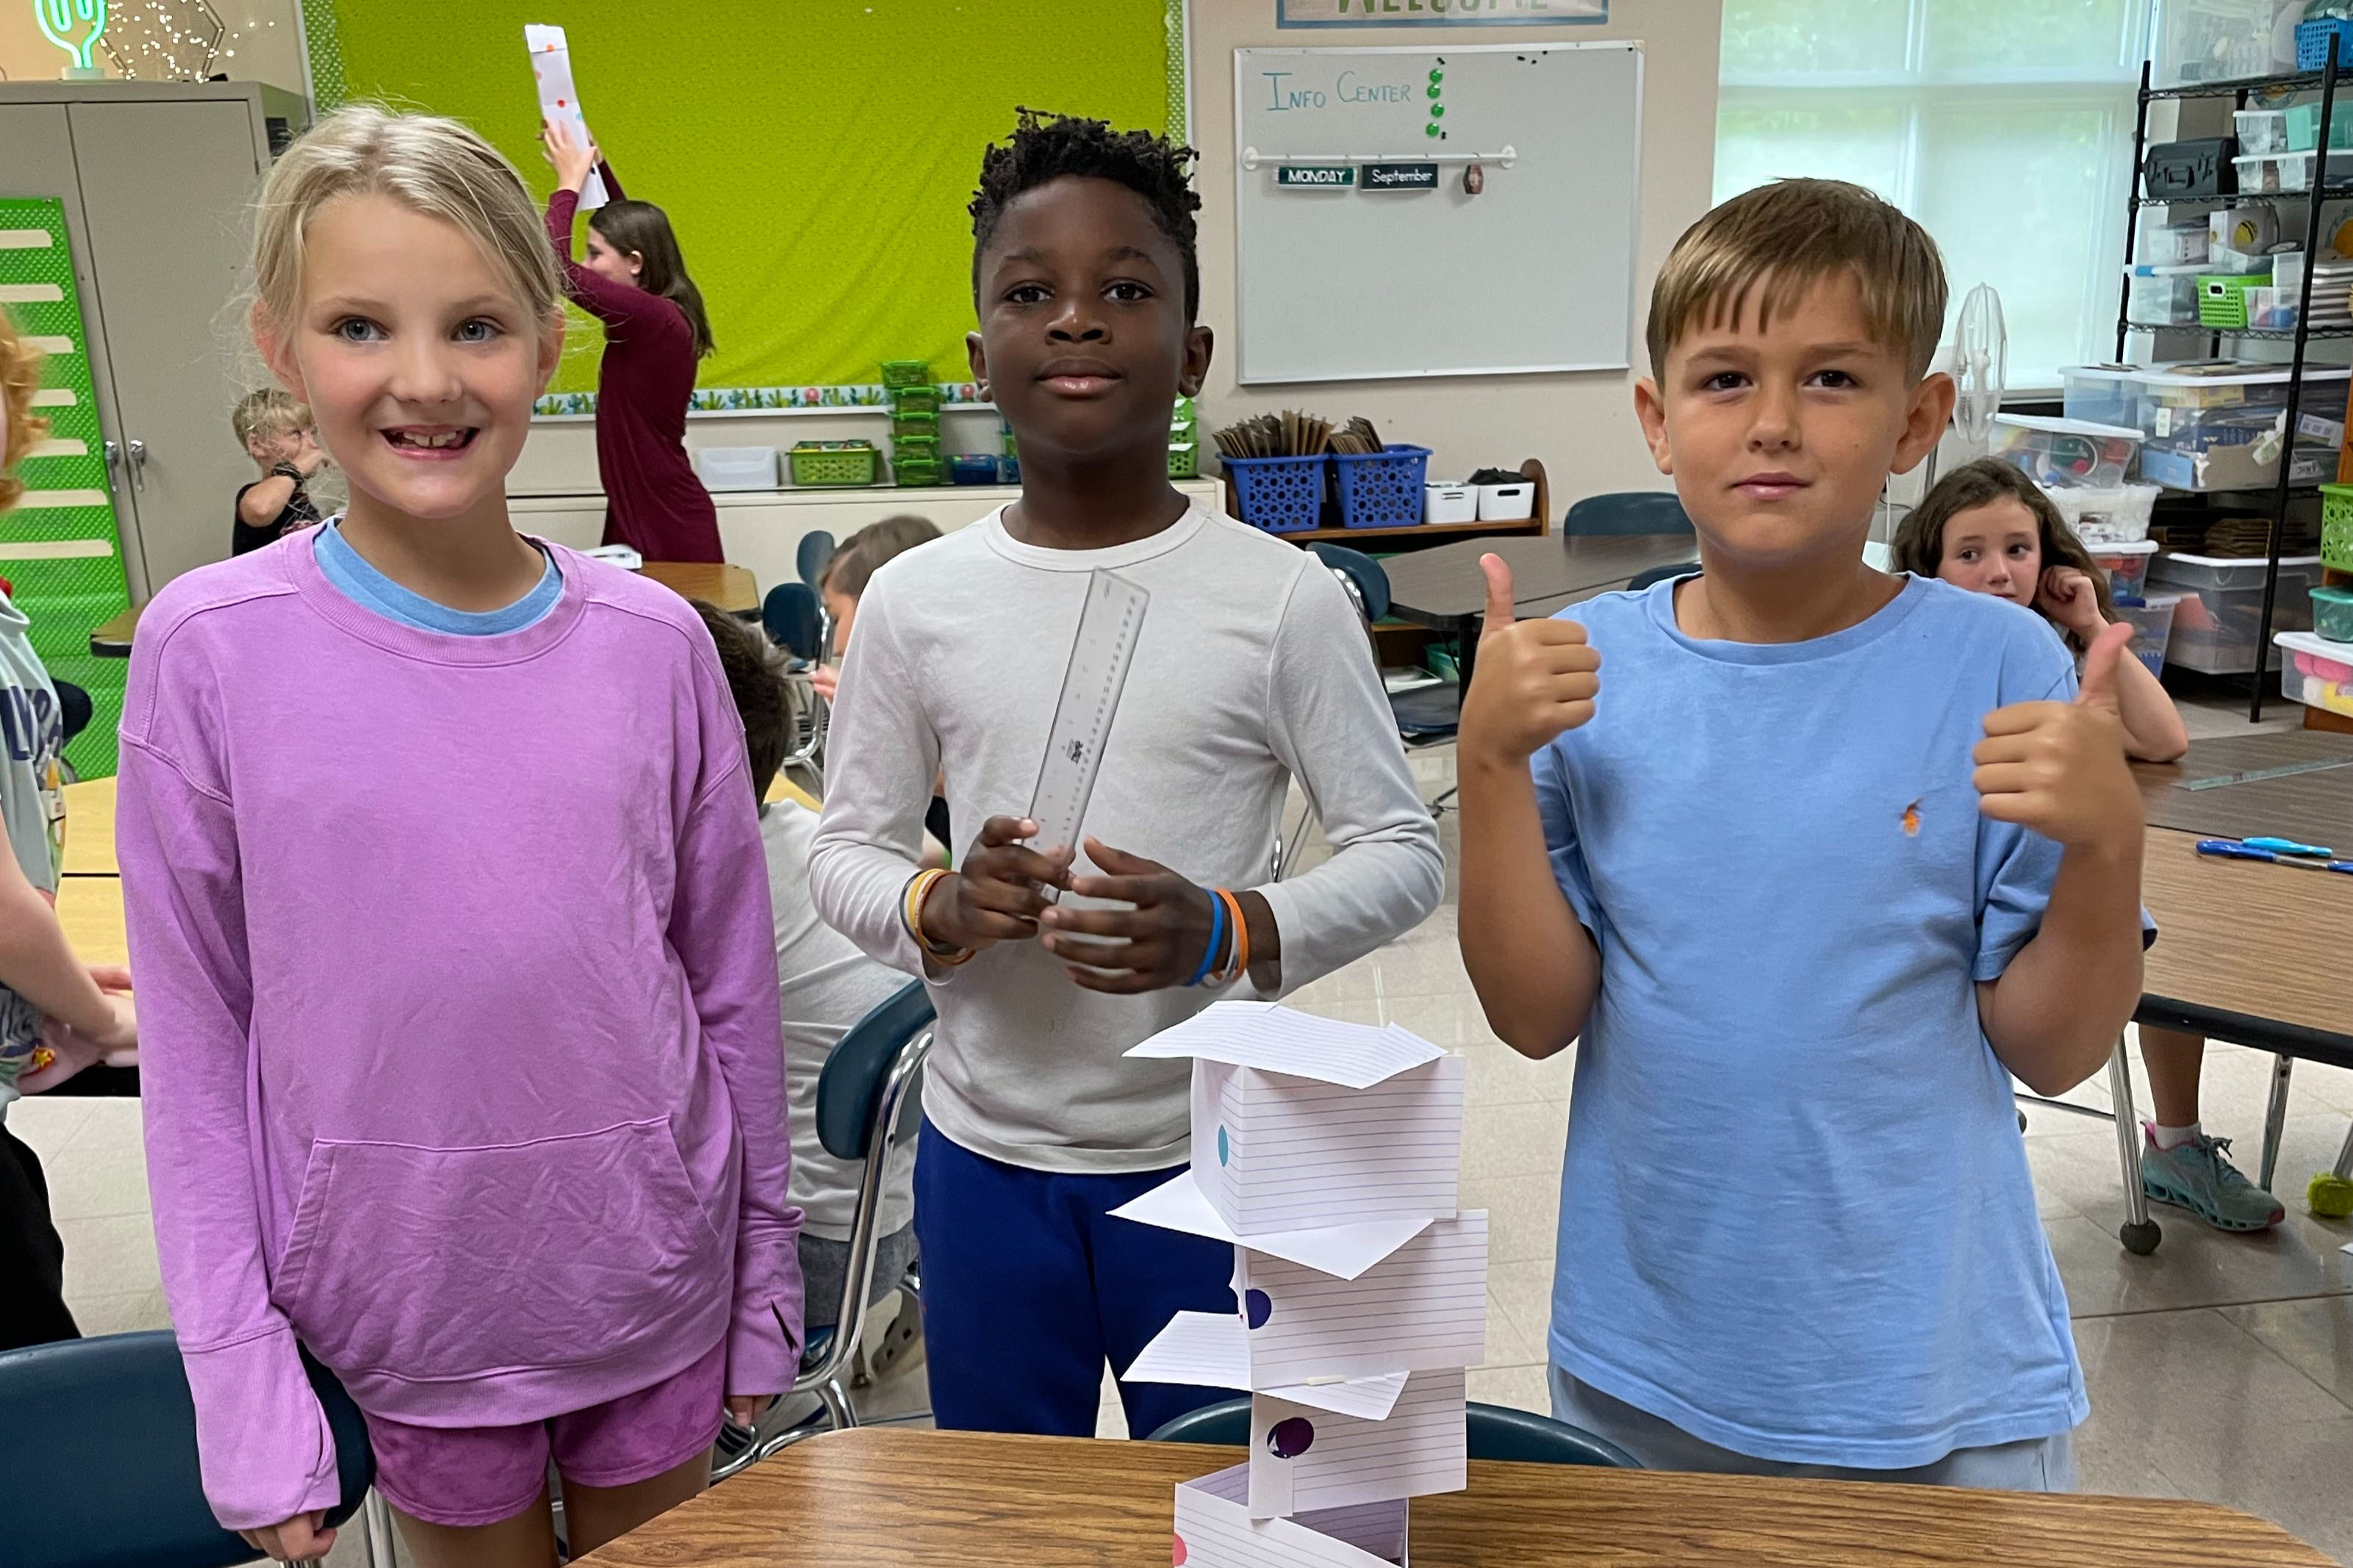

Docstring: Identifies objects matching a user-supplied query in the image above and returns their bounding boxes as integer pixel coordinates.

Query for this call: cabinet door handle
[103,439,121,481]
[126,439,147,490]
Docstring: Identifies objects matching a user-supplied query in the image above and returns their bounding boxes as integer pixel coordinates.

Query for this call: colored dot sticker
[1426,83,1442,100]
[1268,1417,1315,1459]
[1426,123,1443,138]
[1246,1289,1272,1329]
[1217,1126,1229,1165]
[1173,1532,1188,1565]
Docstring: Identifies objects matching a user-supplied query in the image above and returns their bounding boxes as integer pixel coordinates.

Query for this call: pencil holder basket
[1333,445,1433,530]
[879,359,933,387]
[788,441,878,486]
[2297,18,2353,71]
[2321,482,2353,573]
[1224,454,1329,533]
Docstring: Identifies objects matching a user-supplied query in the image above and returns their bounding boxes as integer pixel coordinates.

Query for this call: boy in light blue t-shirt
[1454,179,2148,1489]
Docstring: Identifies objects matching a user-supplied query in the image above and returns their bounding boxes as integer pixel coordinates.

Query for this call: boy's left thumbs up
[2074,620,2133,716]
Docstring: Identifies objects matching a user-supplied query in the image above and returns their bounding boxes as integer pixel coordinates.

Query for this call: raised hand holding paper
[524,24,608,210]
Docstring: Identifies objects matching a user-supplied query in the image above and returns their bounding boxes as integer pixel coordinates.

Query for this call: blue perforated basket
[1224,454,1329,533]
[2298,18,2353,71]
[1332,445,1433,530]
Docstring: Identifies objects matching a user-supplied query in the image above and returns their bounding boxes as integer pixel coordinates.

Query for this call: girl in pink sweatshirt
[119,106,798,1564]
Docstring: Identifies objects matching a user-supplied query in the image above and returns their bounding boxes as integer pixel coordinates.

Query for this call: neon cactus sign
[35,0,109,75]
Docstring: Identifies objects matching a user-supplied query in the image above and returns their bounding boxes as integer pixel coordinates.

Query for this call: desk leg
[2108,1040,2161,1255]
[363,1490,397,1568]
[2260,1054,2294,1192]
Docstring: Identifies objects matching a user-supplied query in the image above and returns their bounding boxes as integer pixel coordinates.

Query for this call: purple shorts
[365,1339,727,1528]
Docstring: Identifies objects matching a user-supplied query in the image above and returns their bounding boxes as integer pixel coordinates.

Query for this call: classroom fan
[1950,283,2007,457]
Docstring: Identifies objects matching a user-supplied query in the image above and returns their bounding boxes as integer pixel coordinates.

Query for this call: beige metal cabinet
[0,82,307,597]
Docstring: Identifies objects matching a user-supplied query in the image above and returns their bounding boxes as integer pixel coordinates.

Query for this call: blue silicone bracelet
[1187,888,1225,988]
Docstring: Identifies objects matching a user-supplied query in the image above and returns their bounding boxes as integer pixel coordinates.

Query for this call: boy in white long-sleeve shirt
[808,112,1443,1437]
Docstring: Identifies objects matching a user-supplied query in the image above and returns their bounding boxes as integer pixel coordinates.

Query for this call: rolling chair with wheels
[797,530,836,591]
[0,1330,382,1568]
[712,980,933,1479]
[1562,491,1695,538]
[1146,1397,1640,1469]
[761,581,830,792]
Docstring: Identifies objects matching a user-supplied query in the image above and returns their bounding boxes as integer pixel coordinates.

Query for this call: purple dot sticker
[1246,1289,1272,1329]
[1268,1417,1315,1459]
[1217,1126,1229,1165]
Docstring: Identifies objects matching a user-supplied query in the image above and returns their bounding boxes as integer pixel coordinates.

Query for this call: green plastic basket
[880,360,933,388]
[890,384,941,414]
[789,441,879,486]
[894,435,941,461]
[894,459,944,486]
[1168,440,1198,479]
[891,411,940,437]
[2199,273,2271,331]
[2323,482,2353,573]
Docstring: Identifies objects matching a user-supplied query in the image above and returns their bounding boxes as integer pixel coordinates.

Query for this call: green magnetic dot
[1426,83,1441,99]
[1426,123,1441,137]
[1430,104,1445,118]
[1429,68,1443,83]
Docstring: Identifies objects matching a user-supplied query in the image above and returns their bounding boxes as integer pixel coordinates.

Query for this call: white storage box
[2209,206,2279,255]
[2141,220,2211,266]
[2149,552,2323,672]
[2232,148,2353,193]
[2235,108,2289,154]
[2277,629,2353,717]
[694,445,780,491]
[2047,483,2159,544]
[1423,482,1476,525]
[1476,481,1534,523]
[2126,267,2203,326]
[2086,537,2159,598]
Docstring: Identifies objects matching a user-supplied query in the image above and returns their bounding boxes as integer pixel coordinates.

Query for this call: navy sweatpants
[913,1118,1240,1436]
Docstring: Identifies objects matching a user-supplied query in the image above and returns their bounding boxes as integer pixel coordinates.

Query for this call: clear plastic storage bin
[2117,591,2183,677]
[1989,414,2143,489]
[2149,553,2323,672]
[2048,483,2160,545]
[2313,583,2353,641]
[2235,109,2288,154]
[2127,268,2204,326]
[2277,629,2353,716]
[2232,148,2353,193]
[2142,221,2211,266]
[2087,539,2158,598]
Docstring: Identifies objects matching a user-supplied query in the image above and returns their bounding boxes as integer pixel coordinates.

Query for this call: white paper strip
[524,24,608,210]
[1131,1001,1442,1088]
[1124,1312,1409,1420]
[1110,1169,1429,1280]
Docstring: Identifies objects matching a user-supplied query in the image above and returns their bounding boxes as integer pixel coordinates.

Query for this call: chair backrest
[1145,1397,1639,1469]
[815,979,936,1162]
[1562,491,1694,537]
[0,1331,374,1568]
[1307,542,1391,623]
[797,530,836,591]
[764,581,824,663]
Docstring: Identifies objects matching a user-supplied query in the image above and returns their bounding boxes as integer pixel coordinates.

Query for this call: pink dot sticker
[1172,1533,1188,1565]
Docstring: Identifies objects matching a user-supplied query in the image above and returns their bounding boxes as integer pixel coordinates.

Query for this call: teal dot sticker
[1218,1126,1229,1165]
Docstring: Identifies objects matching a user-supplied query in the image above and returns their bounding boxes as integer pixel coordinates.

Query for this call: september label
[1364,163,1440,190]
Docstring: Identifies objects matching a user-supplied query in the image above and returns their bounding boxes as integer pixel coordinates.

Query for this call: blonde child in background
[1458,179,2147,1486]
[0,310,138,1354]
[1894,458,2277,1234]
[811,514,941,704]
[229,387,326,557]
[121,107,797,1564]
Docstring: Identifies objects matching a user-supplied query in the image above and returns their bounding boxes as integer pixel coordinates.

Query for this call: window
[1715,0,2153,389]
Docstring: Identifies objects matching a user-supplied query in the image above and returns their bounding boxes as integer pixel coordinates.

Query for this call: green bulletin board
[0,198,132,780]
[303,0,1187,398]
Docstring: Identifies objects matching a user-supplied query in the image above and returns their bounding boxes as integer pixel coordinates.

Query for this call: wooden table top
[87,560,758,657]
[1381,533,1698,628]
[2138,826,2352,1061]
[55,874,124,970]
[579,1427,2332,1567]
[60,775,115,877]
[2133,732,2353,847]
[639,561,758,615]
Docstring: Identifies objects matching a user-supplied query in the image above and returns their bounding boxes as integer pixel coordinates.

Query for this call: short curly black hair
[970,108,1201,322]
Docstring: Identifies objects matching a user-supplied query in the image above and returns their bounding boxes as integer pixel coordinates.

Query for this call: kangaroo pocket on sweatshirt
[273,1118,733,1383]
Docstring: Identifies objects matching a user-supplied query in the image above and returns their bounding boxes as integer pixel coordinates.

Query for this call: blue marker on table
[2195,839,2353,874]
[2240,836,2332,859]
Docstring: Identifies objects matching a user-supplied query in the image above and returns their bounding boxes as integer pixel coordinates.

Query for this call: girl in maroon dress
[541,121,723,562]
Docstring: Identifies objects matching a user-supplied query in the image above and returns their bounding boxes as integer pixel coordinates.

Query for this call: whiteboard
[1232,42,1642,384]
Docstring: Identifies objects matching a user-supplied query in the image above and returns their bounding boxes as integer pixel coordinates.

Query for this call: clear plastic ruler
[1027,569,1151,892]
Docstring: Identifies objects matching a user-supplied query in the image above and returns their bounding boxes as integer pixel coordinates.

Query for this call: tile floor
[11,700,2352,1562]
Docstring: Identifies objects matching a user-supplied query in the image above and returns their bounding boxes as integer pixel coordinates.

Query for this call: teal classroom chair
[760,581,830,793]
[711,980,933,1479]
[796,530,836,591]
[0,1330,379,1568]
[1562,491,1694,537]
[1146,1397,1641,1469]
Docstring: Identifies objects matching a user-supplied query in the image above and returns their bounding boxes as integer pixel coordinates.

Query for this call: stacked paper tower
[1114,1001,1481,1567]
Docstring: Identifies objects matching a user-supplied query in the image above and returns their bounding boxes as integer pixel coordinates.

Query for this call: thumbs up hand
[1457,554,1603,768]
[1972,622,2142,852]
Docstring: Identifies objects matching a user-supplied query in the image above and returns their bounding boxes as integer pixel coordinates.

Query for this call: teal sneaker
[2140,1128,2286,1233]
